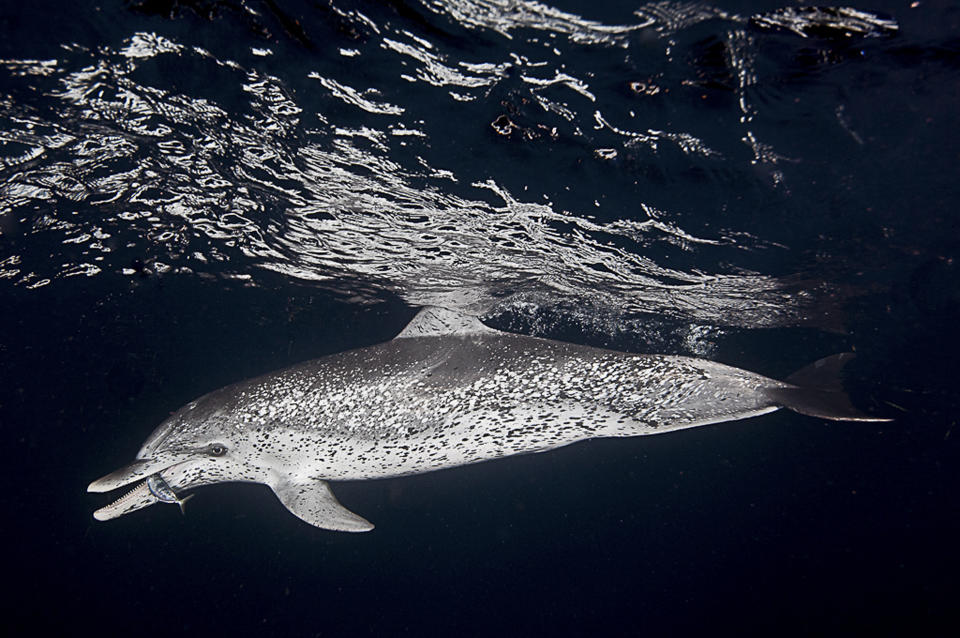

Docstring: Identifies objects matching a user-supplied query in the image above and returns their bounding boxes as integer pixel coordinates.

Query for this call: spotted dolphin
[88,307,888,532]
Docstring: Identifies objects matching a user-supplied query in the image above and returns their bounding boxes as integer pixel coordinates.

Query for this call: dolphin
[88,307,889,532]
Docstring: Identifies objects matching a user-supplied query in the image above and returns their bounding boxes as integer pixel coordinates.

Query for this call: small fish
[146,473,194,515]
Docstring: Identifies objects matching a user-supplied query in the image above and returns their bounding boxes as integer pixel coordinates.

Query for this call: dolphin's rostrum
[89,307,889,532]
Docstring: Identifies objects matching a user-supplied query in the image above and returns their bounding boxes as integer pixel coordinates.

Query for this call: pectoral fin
[269,477,374,532]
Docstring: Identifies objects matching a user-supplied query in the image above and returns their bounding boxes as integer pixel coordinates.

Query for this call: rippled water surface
[1,0,914,330]
[2,0,959,635]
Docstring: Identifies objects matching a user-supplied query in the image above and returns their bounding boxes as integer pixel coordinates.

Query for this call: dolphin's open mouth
[89,459,190,521]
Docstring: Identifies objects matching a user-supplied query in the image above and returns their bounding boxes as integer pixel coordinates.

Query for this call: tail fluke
[765,354,893,423]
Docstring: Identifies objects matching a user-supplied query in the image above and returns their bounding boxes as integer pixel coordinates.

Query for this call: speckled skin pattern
[146,333,783,483]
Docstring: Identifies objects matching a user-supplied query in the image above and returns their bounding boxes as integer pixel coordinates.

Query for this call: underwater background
[1,0,958,634]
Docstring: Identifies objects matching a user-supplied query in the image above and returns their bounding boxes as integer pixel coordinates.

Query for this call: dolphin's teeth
[92,480,158,521]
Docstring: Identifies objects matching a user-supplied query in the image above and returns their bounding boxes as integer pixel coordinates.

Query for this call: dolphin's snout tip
[88,477,112,493]
[88,472,129,493]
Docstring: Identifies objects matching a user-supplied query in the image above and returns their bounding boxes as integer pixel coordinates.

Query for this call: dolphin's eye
[209,444,227,457]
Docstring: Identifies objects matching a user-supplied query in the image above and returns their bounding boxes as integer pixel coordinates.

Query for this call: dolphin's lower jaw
[93,480,160,520]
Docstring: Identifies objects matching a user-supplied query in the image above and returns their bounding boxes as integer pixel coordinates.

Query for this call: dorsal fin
[396,307,496,339]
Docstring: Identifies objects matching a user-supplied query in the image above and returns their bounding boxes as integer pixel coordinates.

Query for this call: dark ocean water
[1,0,958,634]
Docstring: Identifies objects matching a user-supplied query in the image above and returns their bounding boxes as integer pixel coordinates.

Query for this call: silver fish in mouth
[89,307,891,532]
[147,474,194,515]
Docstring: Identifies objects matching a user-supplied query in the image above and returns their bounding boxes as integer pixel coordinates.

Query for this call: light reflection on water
[0,2,898,333]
